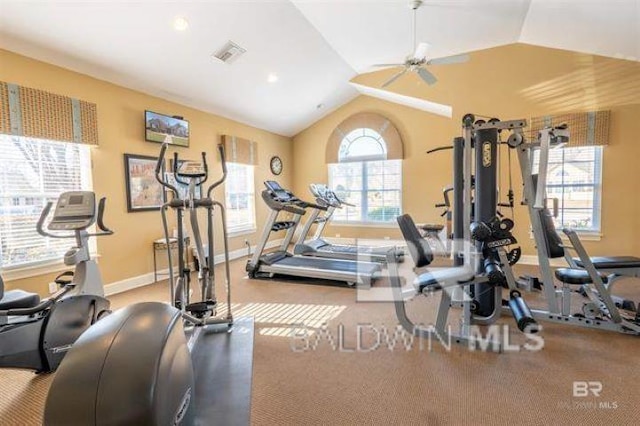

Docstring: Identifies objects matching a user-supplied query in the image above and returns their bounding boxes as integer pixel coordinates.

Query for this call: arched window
[327,114,403,224]
[338,128,387,162]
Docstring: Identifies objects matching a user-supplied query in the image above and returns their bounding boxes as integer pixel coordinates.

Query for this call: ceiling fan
[374,0,470,88]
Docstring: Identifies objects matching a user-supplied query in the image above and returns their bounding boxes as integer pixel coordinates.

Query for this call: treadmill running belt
[277,255,379,275]
[319,244,394,255]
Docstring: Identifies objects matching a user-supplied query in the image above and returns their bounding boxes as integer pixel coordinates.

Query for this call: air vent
[212,41,246,64]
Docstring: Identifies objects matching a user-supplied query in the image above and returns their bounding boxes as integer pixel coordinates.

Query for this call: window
[533,146,603,232]
[328,128,402,223]
[0,135,93,269]
[225,163,256,233]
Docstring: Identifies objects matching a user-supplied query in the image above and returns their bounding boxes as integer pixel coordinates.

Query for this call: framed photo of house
[145,110,190,147]
[124,154,166,212]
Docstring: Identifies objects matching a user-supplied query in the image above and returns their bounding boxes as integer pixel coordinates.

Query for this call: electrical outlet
[384,236,390,240]
[48,282,57,294]
[335,234,341,238]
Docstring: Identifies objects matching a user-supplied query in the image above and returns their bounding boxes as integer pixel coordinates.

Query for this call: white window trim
[533,146,603,233]
[225,162,256,236]
[329,160,403,224]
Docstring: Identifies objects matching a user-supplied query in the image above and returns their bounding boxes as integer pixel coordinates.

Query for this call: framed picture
[165,158,203,201]
[145,110,190,147]
[124,154,166,212]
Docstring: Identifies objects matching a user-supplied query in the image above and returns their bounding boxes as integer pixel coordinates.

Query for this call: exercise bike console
[47,191,96,231]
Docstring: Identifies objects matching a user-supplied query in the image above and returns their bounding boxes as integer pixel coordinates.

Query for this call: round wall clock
[270,156,283,175]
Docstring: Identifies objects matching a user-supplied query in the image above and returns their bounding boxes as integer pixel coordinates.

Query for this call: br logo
[573,381,602,397]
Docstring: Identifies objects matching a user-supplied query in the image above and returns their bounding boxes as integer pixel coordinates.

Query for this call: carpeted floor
[1,257,639,425]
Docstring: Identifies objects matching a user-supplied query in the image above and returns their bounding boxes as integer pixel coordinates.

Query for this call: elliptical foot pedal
[186,300,217,318]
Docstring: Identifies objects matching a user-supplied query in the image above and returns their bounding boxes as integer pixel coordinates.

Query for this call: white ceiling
[0,0,358,136]
[0,0,637,137]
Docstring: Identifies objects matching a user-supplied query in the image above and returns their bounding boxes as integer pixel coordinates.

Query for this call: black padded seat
[397,214,433,268]
[573,256,640,269]
[0,290,41,310]
[555,268,608,286]
[414,268,475,293]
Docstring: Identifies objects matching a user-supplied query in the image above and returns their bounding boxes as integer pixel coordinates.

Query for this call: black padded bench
[555,268,608,286]
[574,256,640,270]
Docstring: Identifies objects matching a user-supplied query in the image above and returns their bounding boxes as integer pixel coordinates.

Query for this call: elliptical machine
[155,141,233,328]
[44,144,235,425]
[0,191,112,372]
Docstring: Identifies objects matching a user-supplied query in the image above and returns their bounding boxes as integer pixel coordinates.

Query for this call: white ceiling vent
[212,41,246,64]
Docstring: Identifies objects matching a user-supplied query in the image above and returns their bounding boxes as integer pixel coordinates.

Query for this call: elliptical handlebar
[172,152,189,186]
[206,144,227,198]
[156,142,180,197]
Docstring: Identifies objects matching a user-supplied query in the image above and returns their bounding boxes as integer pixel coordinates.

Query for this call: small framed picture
[165,159,202,200]
[124,154,166,212]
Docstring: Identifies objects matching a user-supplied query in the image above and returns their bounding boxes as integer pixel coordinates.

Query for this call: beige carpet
[1,258,639,425]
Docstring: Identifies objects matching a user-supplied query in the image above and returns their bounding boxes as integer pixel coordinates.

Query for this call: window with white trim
[0,135,93,269]
[328,128,402,223]
[533,146,603,232]
[225,163,256,233]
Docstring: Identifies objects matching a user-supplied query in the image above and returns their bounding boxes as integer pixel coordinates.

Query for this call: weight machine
[391,114,640,353]
[390,115,538,352]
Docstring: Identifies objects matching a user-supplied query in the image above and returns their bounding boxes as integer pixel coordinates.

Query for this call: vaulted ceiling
[0,0,637,136]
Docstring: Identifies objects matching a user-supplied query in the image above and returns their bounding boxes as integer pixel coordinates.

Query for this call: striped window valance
[0,82,98,145]
[529,110,610,146]
[220,135,258,165]
[326,112,404,163]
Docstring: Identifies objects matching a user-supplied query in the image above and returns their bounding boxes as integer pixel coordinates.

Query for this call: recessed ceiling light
[267,73,278,83]
[173,17,189,31]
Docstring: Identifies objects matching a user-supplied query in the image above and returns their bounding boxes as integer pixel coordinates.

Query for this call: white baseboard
[104,238,283,296]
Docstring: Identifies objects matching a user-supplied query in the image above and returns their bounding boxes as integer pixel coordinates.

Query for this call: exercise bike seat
[0,289,41,310]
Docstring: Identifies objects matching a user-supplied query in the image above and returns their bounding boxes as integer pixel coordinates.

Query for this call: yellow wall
[1,49,292,295]
[292,43,640,257]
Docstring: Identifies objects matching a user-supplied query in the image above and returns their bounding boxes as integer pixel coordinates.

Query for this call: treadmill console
[264,181,293,202]
[48,191,96,231]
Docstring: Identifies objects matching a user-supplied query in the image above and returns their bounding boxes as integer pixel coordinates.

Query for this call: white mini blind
[225,163,256,233]
[0,134,92,269]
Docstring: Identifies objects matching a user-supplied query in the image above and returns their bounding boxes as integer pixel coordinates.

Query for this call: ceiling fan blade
[413,42,430,60]
[382,69,408,87]
[426,53,470,66]
[417,67,438,85]
[372,63,405,67]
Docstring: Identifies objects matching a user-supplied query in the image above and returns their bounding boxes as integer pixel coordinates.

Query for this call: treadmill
[246,181,382,287]
[293,184,404,263]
